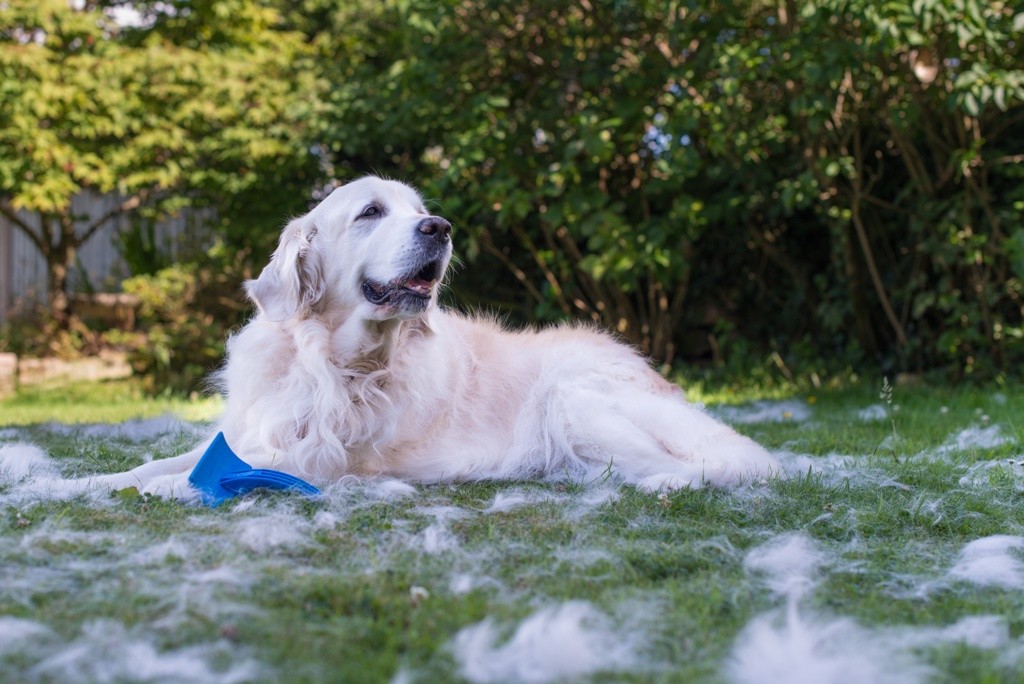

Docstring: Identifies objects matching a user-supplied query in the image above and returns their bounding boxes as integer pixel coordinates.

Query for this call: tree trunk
[46,249,74,328]
[45,215,77,330]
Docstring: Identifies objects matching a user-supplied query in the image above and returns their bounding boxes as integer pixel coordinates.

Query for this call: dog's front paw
[139,472,201,503]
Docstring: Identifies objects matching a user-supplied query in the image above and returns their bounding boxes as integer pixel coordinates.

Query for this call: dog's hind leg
[616,391,779,487]
[561,388,778,491]
[559,391,708,491]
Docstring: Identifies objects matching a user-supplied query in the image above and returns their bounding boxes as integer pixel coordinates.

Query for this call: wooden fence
[0,193,204,323]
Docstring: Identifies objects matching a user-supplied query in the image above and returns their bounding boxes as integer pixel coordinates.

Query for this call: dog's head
[246,176,452,323]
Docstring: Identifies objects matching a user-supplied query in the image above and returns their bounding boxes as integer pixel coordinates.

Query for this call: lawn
[0,377,1022,683]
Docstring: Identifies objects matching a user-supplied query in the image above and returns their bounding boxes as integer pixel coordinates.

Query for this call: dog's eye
[358,204,382,220]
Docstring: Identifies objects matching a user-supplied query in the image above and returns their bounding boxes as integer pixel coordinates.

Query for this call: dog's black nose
[417,217,452,242]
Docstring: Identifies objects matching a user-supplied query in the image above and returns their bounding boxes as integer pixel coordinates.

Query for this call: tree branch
[479,230,546,306]
[0,199,47,255]
[510,222,572,316]
[545,222,608,317]
[79,191,153,244]
[852,133,908,348]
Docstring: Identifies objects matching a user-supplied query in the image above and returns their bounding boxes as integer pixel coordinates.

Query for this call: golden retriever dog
[35,177,778,499]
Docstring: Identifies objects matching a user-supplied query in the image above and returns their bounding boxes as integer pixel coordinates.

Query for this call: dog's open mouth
[362,259,443,307]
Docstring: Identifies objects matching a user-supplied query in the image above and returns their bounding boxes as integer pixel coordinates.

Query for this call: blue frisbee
[188,432,320,507]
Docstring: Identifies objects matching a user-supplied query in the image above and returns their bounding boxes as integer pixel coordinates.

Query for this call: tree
[0,0,320,326]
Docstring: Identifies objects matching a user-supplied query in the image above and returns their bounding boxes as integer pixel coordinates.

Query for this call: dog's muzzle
[362,256,445,312]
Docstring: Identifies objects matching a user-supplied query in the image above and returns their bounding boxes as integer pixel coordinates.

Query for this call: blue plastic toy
[188,432,320,507]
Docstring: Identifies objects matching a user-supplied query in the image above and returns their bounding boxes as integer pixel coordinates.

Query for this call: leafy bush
[119,245,252,393]
[0,308,106,360]
[308,0,1024,377]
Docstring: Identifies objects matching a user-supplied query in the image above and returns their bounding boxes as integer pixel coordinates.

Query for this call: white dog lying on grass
[12,177,778,500]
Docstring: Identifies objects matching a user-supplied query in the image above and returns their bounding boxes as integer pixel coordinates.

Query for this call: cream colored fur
[50,177,779,500]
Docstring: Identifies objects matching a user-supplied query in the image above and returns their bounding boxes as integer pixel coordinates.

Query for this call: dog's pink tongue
[406,278,433,294]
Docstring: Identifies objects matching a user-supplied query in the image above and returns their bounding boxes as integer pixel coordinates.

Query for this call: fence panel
[0,193,203,323]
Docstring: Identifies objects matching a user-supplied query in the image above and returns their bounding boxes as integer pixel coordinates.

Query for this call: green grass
[1,379,1023,683]
[0,378,223,425]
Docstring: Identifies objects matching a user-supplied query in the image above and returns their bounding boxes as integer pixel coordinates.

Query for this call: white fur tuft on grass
[234,512,314,553]
[0,443,59,481]
[743,533,827,599]
[713,399,812,425]
[414,505,468,554]
[0,617,53,656]
[728,606,1011,684]
[727,603,928,684]
[949,535,1024,590]
[45,414,204,442]
[730,531,1024,684]
[934,424,1013,455]
[453,601,636,684]
[855,404,888,421]
[482,490,551,514]
[24,619,261,684]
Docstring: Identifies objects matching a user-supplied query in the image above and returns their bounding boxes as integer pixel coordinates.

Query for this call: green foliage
[307,0,1024,376]
[117,220,173,277]
[119,247,252,392]
[312,0,715,361]
[0,307,108,359]
[7,0,1024,387]
[0,0,319,322]
[763,0,1024,376]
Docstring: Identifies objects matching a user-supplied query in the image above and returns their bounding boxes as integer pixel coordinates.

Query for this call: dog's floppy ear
[245,216,326,322]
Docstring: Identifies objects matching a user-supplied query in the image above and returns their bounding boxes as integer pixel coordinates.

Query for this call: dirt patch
[3,351,131,393]
[0,353,15,398]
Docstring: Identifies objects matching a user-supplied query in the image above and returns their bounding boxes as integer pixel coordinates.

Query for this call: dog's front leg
[15,441,211,503]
